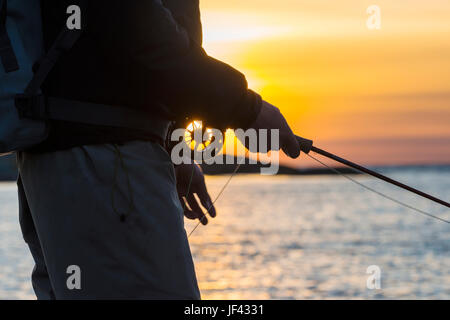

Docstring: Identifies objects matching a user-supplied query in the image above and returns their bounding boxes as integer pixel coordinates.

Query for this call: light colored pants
[17,141,200,299]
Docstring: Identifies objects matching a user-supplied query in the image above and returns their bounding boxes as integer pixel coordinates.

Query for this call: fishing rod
[295,135,450,213]
[188,133,450,237]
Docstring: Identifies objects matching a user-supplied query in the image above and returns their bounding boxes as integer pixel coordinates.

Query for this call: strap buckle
[15,94,48,120]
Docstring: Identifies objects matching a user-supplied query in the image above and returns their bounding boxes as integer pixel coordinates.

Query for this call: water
[1,167,449,299]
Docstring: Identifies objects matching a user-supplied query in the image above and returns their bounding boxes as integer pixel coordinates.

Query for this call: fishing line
[187,151,248,238]
[187,133,449,239]
[306,152,450,224]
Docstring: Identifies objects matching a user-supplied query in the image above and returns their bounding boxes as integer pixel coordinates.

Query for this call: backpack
[0,0,170,156]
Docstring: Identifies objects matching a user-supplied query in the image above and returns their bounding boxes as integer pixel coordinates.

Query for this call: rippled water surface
[1,167,449,299]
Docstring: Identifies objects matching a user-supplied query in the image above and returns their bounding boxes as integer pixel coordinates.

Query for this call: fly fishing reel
[184,120,224,161]
[167,119,224,162]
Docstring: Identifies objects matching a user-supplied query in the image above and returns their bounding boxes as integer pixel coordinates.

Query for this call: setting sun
[200,0,450,166]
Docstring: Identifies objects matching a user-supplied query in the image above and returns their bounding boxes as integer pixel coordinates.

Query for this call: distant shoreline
[0,154,449,181]
[199,161,361,176]
[199,160,450,176]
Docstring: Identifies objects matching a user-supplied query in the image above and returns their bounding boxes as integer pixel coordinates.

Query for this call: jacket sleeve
[87,0,261,130]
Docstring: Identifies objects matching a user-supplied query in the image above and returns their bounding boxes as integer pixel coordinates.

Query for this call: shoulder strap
[14,0,171,142]
[24,28,82,94]
[26,0,88,94]
[0,0,19,72]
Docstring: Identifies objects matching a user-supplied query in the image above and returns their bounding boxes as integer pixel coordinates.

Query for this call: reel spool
[184,120,224,161]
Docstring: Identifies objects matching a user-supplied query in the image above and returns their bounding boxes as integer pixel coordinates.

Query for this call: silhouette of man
[17,0,300,299]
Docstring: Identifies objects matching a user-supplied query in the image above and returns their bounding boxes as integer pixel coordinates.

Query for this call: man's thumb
[282,133,301,158]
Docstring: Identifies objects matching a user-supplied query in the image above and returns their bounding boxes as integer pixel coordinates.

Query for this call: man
[17,0,300,299]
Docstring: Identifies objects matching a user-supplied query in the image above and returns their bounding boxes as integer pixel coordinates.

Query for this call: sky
[198,0,450,167]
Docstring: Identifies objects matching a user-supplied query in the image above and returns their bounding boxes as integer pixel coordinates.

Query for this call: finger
[184,208,199,220]
[196,185,216,218]
[281,124,300,159]
[178,194,186,210]
[178,196,197,220]
[187,194,208,225]
[281,136,300,158]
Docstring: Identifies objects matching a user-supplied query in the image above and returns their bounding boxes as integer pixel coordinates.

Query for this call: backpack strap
[0,0,19,72]
[14,1,171,142]
[24,28,83,94]
[25,0,88,94]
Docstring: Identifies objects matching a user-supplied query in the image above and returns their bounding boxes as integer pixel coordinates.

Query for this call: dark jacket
[36,0,261,151]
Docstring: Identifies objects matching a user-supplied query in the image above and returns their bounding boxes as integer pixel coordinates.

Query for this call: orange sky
[199,0,450,167]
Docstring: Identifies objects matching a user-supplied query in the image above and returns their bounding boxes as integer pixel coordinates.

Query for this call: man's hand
[175,162,216,225]
[242,100,300,158]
